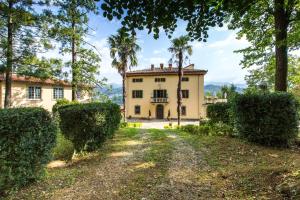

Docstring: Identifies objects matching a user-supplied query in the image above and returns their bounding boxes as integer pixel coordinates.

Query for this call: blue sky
[44,8,251,85]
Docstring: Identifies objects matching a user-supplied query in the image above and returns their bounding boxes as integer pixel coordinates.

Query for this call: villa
[125,63,207,120]
[0,74,91,111]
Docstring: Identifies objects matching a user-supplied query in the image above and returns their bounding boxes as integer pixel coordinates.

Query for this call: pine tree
[0,0,53,108]
[50,0,101,100]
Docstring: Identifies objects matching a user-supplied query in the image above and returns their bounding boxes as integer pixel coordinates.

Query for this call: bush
[0,108,57,194]
[52,98,73,113]
[209,122,234,136]
[52,131,74,161]
[233,92,299,146]
[207,103,231,124]
[180,124,210,135]
[58,102,121,152]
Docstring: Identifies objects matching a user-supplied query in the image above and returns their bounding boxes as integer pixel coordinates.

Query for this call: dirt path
[51,129,151,200]
[153,134,213,200]
[9,129,210,200]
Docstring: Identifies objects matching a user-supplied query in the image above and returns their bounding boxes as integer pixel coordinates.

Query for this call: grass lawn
[6,128,300,199]
[177,130,300,199]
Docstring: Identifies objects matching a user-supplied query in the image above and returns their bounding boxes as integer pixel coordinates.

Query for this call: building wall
[0,82,90,111]
[125,74,205,120]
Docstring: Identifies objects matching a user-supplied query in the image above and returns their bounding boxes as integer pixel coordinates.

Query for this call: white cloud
[153,48,168,55]
[208,33,249,48]
[191,41,203,49]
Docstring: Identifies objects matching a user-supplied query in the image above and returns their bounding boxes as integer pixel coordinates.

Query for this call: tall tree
[245,55,300,91]
[50,0,101,100]
[0,0,51,108]
[169,35,192,126]
[224,0,300,91]
[101,0,300,92]
[108,29,141,119]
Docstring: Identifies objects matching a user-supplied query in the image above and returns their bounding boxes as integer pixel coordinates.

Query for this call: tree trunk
[122,70,126,121]
[71,17,77,101]
[177,51,183,126]
[4,1,13,108]
[274,0,288,91]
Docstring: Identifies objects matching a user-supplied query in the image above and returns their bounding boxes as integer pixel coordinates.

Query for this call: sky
[43,7,252,86]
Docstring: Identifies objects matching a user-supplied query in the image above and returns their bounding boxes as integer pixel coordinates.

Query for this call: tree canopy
[101,0,225,40]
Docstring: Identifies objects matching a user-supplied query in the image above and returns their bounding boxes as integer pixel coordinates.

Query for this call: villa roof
[0,73,72,86]
[126,64,207,77]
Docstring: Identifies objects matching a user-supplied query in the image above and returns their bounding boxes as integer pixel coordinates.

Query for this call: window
[53,87,64,99]
[133,78,143,83]
[153,90,167,98]
[134,105,141,115]
[182,90,189,98]
[182,77,189,82]
[28,86,41,99]
[181,106,187,116]
[132,90,143,98]
[155,77,166,82]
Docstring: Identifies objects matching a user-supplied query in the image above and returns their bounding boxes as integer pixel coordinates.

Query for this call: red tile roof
[0,74,72,86]
[126,64,207,77]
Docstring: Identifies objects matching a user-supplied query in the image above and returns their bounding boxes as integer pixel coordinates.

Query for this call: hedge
[58,102,121,152]
[0,108,57,194]
[207,103,231,124]
[232,93,299,146]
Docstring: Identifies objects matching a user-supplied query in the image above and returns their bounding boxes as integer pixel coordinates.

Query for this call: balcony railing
[151,97,168,103]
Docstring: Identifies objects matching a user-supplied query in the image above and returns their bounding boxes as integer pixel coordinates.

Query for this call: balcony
[151,97,168,103]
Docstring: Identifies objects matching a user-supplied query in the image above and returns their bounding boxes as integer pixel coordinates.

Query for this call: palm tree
[108,29,141,120]
[169,35,192,126]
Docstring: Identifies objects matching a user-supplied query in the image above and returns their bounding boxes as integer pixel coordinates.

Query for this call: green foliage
[245,56,300,91]
[52,98,78,114]
[225,0,299,91]
[50,0,102,95]
[232,92,299,146]
[0,108,57,194]
[169,35,193,125]
[16,57,65,80]
[101,1,225,40]
[208,122,234,136]
[226,1,299,69]
[180,124,210,135]
[108,29,141,73]
[52,131,74,161]
[58,102,121,152]
[207,103,231,124]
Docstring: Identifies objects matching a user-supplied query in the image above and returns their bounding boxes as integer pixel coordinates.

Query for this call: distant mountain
[204,84,245,95]
[96,83,247,105]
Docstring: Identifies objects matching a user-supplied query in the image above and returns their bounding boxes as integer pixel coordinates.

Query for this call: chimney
[151,64,154,70]
[168,63,172,70]
[160,63,164,69]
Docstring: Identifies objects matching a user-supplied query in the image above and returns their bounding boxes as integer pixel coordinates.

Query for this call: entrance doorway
[156,104,164,119]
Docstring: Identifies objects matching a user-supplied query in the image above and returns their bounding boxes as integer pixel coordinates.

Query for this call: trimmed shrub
[58,102,121,152]
[207,103,231,124]
[0,108,57,194]
[233,93,299,146]
[52,98,73,113]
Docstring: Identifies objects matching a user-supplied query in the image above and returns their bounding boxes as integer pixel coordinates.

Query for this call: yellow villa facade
[0,74,91,111]
[125,63,207,120]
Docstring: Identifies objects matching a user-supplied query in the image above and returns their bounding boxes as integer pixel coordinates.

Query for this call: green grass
[175,130,300,199]
[52,131,74,161]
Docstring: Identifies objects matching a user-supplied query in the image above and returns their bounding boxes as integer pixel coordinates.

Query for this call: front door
[156,104,164,119]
